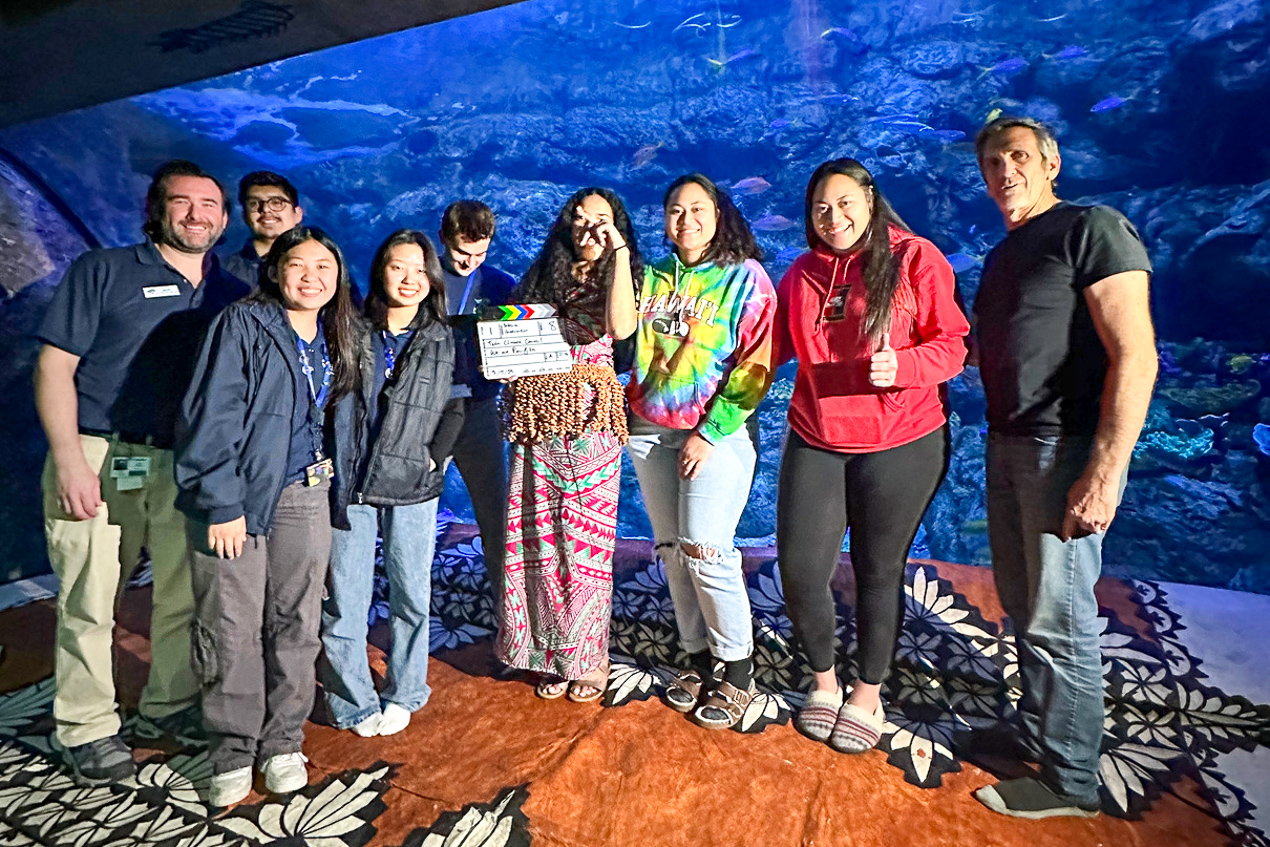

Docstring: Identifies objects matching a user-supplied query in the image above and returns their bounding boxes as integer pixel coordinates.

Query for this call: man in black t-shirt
[35,160,249,785]
[966,118,1157,819]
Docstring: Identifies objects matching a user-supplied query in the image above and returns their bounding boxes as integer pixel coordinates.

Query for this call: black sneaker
[953,723,1042,763]
[973,777,1100,819]
[133,704,208,747]
[55,734,138,785]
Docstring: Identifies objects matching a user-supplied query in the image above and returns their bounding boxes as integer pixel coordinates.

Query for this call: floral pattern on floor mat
[2,527,1269,846]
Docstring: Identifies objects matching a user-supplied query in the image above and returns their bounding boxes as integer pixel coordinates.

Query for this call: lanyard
[457,268,479,315]
[382,330,401,379]
[296,326,332,408]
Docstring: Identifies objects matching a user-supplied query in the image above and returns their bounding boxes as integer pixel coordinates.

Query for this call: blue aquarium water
[1,0,1268,590]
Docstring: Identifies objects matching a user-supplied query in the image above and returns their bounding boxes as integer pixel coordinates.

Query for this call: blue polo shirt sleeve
[175,310,251,525]
[37,252,106,356]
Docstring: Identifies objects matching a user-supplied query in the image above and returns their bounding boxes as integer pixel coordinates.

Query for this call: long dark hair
[364,229,447,331]
[662,173,763,266]
[515,187,643,306]
[253,225,360,401]
[804,159,913,347]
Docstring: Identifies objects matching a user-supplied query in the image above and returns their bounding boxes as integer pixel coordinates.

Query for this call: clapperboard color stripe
[477,304,573,379]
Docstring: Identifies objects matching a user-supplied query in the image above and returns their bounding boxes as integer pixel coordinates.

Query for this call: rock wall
[1,0,1267,589]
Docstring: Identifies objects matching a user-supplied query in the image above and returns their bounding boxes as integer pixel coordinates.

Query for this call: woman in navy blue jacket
[321,230,465,738]
[176,225,359,807]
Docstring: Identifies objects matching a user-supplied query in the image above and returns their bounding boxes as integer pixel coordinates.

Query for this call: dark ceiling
[0,0,527,128]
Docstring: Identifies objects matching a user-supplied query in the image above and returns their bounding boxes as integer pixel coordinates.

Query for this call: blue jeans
[626,421,756,662]
[321,499,438,729]
[986,433,1125,804]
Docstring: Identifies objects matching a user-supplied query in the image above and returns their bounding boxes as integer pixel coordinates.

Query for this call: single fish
[768,118,793,130]
[717,13,743,28]
[615,20,651,30]
[883,120,936,134]
[1035,12,1068,22]
[921,128,967,143]
[732,176,773,195]
[866,112,923,124]
[820,26,859,39]
[752,213,798,231]
[1229,354,1254,374]
[946,252,982,273]
[1047,45,1087,59]
[985,107,1004,123]
[554,11,568,24]
[632,142,663,167]
[708,47,760,68]
[961,518,989,534]
[813,94,860,105]
[979,57,1028,77]
[1253,423,1270,457]
[673,12,707,33]
[1091,95,1130,113]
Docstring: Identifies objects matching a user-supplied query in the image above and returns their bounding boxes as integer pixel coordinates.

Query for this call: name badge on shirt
[142,284,182,299]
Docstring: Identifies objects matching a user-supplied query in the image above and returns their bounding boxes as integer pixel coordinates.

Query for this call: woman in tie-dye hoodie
[626,173,777,731]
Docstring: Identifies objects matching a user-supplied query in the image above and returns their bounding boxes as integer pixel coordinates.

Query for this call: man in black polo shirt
[967,118,1158,818]
[35,160,250,785]
[439,200,515,590]
[219,171,304,288]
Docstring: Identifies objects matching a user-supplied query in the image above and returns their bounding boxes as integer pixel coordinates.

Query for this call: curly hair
[804,159,913,348]
[513,187,643,307]
[662,173,763,266]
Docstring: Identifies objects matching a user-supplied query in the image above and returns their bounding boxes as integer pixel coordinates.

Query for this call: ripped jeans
[626,420,755,661]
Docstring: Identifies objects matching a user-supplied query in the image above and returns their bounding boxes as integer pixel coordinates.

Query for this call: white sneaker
[208,766,252,807]
[261,752,309,794]
[350,712,382,738]
[377,703,411,737]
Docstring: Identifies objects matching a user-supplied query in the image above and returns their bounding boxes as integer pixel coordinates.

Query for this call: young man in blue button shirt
[439,200,515,592]
[34,160,250,785]
[220,171,304,288]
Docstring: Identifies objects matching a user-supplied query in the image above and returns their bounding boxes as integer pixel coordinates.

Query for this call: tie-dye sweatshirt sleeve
[627,257,778,443]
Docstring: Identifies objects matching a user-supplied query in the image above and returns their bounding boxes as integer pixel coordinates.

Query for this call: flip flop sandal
[567,666,609,703]
[828,701,885,753]
[664,670,705,713]
[794,687,844,743]
[691,680,756,730]
[536,675,569,700]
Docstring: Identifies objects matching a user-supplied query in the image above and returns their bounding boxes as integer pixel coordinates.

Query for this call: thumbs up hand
[869,336,899,388]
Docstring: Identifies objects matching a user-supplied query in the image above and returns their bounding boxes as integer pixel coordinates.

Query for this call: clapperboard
[477,304,573,379]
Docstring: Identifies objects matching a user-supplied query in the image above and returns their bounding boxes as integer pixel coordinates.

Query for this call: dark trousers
[777,428,948,684]
[451,395,508,588]
[189,481,331,774]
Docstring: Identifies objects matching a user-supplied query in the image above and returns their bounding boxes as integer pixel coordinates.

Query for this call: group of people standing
[34,115,1157,821]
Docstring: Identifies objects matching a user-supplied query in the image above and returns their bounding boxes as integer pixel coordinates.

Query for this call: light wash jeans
[626,421,756,662]
[321,498,439,729]
[986,433,1126,804]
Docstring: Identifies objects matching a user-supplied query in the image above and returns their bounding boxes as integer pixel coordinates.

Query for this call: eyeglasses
[245,197,292,213]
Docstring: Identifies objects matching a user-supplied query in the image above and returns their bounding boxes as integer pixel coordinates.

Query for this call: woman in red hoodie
[775,158,968,754]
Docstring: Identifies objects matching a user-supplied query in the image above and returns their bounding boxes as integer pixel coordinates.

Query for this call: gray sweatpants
[189,481,331,774]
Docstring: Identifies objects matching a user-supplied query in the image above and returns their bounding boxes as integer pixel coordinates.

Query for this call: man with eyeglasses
[220,171,305,287]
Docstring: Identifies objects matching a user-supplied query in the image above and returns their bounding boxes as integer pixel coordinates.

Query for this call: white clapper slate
[477,309,573,379]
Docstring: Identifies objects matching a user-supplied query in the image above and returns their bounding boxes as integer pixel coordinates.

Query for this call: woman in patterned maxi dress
[495,188,643,702]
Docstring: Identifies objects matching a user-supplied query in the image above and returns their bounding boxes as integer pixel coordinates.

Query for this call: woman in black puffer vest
[321,229,464,739]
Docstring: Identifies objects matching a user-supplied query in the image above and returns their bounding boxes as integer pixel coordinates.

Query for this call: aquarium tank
[1,0,1267,591]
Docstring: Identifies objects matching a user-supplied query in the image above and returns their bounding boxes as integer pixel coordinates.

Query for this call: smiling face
[272,238,339,313]
[978,125,1061,229]
[382,242,430,308]
[243,184,303,242]
[571,193,615,262]
[156,174,228,254]
[442,236,490,277]
[811,172,872,253]
[664,181,719,263]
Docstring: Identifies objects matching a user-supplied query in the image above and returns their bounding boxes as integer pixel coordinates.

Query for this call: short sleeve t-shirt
[973,202,1152,436]
[37,241,250,442]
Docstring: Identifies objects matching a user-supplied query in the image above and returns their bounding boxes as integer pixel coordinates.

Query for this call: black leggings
[777,428,948,684]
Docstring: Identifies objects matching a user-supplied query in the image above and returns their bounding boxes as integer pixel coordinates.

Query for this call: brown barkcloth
[0,530,1246,847]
